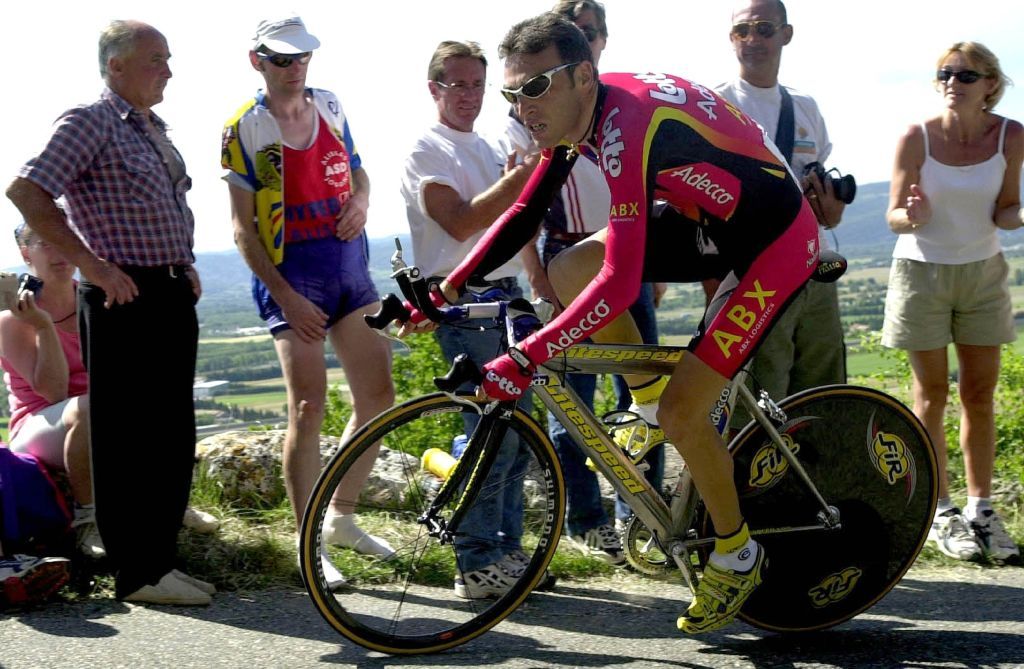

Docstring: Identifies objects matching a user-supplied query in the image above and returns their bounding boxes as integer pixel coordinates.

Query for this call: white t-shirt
[401,123,523,279]
[715,78,834,248]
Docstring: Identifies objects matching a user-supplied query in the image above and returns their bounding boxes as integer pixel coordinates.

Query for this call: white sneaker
[970,509,1021,564]
[0,555,70,607]
[929,508,981,560]
[323,514,396,559]
[568,523,626,566]
[183,507,220,534]
[123,572,211,606]
[454,554,524,599]
[171,569,216,595]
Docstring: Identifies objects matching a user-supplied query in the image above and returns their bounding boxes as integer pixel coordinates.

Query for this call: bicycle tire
[300,392,565,655]
[716,385,938,632]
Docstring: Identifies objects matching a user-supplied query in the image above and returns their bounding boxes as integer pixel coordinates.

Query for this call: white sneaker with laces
[969,509,1021,564]
[568,523,626,566]
[928,508,981,560]
[454,554,524,599]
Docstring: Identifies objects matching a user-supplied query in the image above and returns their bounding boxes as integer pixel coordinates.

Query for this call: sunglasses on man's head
[501,62,580,104]
[730,20,784,39]
[937,68,984,84]
[257,51,312,68]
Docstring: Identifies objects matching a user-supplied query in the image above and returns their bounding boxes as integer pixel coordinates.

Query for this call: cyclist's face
[504,46,591,149]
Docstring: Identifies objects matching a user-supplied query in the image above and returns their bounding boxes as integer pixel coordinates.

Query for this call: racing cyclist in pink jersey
[406,13,824,634]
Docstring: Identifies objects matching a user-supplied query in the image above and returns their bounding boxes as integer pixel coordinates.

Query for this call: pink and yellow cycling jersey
[448,72,819,379]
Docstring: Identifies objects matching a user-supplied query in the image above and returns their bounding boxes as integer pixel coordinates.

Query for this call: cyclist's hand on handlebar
[394,287,450,337]
[477,352,534,402]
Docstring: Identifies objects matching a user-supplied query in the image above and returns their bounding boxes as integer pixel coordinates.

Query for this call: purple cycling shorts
[252,234,379,335]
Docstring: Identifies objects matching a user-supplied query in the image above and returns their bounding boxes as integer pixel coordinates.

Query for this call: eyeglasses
[501,62,580,104]
[434,80,486,94]
[937,68,985,84]
[730,20,785,39]
[257,51,312,68]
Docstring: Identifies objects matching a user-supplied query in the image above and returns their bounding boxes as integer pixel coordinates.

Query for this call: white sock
[709,538,758,573]
[963,497,992,523]
[325,513,395,557]
[631,401,660,426]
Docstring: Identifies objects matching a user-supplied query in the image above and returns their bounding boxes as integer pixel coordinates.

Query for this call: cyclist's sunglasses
[730,20,785,39]
[501,62,580,104]
[937,68,985,84]
[257,51,312,68]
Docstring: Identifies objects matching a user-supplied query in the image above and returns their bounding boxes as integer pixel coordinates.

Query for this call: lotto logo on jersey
[657,163,740,220]
[601,108,625,177]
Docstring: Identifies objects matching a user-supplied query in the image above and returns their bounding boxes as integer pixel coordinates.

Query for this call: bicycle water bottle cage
[602,410,671,464]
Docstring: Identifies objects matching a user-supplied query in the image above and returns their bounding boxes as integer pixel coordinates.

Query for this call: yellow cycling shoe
[605,411,669,463]
[677,541,766,634]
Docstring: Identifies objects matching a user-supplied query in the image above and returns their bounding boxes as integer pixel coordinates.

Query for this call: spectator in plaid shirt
[6,20,212,606]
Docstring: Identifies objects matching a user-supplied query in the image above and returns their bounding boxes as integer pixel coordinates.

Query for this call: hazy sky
[3,0,1023,270]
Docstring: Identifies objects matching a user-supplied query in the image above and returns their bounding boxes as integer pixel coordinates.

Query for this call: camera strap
[775,85,795,164]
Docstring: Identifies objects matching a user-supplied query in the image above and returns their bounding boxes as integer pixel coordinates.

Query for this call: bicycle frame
[534,341,841,591]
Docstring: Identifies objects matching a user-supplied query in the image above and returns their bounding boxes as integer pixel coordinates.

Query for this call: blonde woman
[883,41,1022,564]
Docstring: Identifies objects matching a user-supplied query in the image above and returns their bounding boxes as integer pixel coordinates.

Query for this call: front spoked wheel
[721,385,938,632]
[300,392,564,655]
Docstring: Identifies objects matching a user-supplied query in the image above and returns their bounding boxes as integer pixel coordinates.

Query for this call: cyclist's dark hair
[499,13,593,68]
[427,41,487,83]
[551,0,608,39]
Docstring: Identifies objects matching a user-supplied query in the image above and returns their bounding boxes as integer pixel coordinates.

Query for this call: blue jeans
[434,279,531,572]
[612,283,666,522]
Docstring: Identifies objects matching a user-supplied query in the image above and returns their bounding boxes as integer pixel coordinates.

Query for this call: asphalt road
[1,563,1022,669]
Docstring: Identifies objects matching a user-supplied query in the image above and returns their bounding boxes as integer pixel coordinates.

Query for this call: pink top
[3,327,87,439]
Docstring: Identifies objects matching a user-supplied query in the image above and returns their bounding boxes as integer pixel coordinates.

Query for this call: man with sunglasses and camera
[221,15,396,590]
[413,12,821,634]
[715,0,848,435]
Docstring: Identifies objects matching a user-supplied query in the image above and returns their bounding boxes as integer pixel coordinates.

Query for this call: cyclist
[414,13,820,633]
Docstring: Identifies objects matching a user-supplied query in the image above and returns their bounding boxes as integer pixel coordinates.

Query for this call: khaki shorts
[881,254,1016,350]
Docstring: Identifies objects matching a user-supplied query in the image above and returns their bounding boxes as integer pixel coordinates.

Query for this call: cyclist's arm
[444,145,576,293]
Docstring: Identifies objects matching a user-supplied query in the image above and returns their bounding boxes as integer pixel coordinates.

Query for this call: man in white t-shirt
[715,0,847,429]
[400,40,538,600]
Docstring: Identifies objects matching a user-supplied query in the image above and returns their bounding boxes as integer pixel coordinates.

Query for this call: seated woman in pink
[0,222,100,557]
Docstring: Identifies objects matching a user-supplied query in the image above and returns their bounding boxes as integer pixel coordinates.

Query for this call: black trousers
[78,266,198,597]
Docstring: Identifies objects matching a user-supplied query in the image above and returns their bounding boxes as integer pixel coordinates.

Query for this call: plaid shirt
[19,89,195,266]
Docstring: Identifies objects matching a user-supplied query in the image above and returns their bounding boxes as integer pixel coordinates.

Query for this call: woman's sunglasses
[937,69,985,84]
[257,51,312,68]
[500,62,579,104]
[730,20,784,39]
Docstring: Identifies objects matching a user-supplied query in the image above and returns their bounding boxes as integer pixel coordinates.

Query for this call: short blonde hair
[936,41,1013,110]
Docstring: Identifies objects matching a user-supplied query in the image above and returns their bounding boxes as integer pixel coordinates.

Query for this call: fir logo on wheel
[870,431,910,484]
[748,434,800,489]
[808,566,862,608]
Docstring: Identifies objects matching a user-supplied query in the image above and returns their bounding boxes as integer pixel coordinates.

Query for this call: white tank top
[892,118,1007,264]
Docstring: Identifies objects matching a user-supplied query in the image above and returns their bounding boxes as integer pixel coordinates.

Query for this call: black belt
[119,264,189,280]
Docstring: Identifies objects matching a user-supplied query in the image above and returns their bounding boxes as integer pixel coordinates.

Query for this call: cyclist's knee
[292,398,326,426]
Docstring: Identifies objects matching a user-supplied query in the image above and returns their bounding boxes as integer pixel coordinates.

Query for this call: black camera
[18,273,44,298]
[803,162,857,204]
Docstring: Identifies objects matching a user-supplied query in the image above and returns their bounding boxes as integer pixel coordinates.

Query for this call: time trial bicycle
[298,242,937,655]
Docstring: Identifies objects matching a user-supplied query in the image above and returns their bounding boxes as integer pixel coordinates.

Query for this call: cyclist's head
[499,13,593,70]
